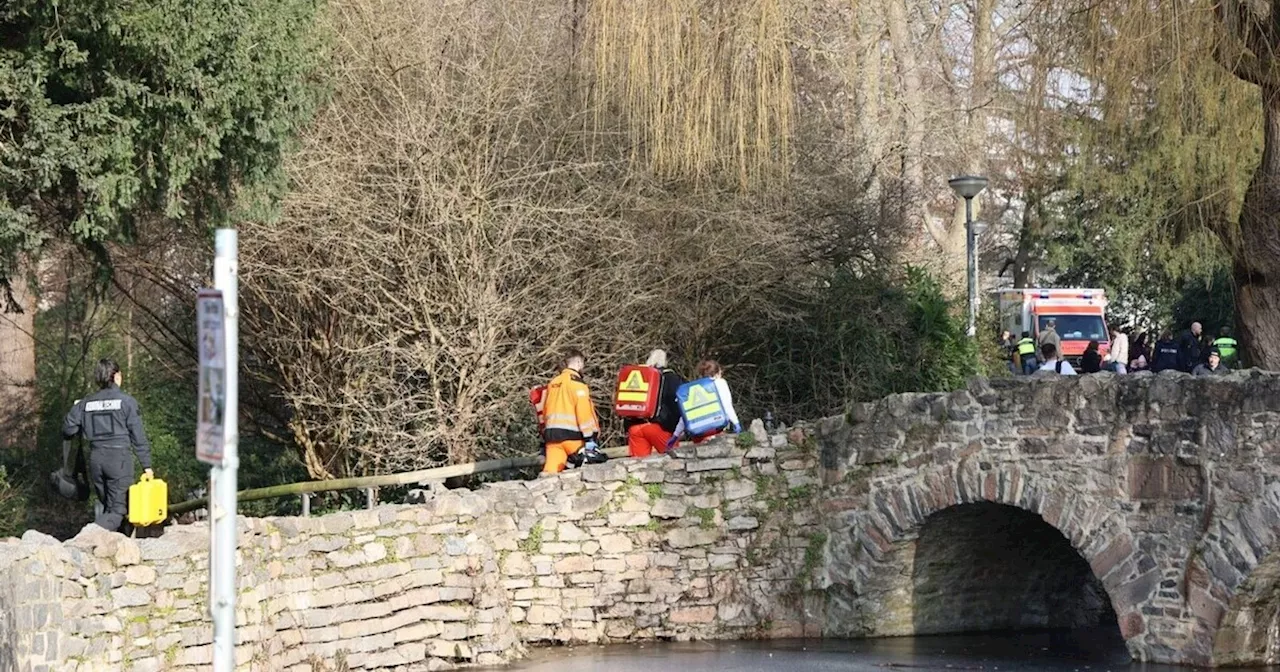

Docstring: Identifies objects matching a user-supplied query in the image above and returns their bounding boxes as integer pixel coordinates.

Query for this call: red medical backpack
[529,385,548,431]
[613,365,662,419]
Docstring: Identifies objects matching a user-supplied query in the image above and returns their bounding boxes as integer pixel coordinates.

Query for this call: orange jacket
[542,369,599,443]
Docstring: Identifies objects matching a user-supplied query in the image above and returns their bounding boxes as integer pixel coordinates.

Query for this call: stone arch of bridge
[824,460,1158,656]
[1206,483,1280,666]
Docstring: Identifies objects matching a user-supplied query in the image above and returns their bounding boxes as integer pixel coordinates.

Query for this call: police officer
[1213,326,1240,368]
[1016,331,1038,375]
[62,358,153,532]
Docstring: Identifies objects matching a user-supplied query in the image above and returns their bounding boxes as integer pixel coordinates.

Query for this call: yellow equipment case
[128,472,168,527]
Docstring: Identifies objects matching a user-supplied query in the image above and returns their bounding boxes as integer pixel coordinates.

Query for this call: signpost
[196,290,226,465]
[204,229,239,672]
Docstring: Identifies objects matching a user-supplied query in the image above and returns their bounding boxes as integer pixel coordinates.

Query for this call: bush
[0,466,27,539]
[731,266,980,425]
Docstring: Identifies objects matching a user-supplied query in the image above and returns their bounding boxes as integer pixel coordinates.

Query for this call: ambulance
[995,288,1111,362]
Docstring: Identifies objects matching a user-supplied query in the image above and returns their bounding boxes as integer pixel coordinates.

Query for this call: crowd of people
[1000,321,1239,377]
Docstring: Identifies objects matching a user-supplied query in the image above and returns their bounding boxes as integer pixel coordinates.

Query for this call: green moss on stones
[519,522,544,554]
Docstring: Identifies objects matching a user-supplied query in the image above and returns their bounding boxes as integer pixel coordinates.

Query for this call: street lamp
[948,175,989,338]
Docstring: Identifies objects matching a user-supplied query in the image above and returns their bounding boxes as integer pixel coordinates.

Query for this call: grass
[788,485,813,502]
[519,521,544,554]
[792,532,828,592]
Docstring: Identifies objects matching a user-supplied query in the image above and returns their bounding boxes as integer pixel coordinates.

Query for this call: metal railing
[168,446,631,517]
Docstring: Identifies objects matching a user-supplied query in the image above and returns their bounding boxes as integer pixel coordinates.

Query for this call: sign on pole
[196,289,226,465]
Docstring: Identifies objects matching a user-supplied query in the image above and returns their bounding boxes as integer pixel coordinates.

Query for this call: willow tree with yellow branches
[581,0,795,190]
[1065,0,1280,367]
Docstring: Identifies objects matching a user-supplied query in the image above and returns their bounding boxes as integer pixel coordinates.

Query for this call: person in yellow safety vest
[1213,327,1240,368]
[1016,331,1038,375]
[541,349,606,473]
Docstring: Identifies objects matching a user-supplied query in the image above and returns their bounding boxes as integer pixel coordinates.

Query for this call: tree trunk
[855,0,884,203]
[885,0,928,239]
[943,0,994,289]
[0,266,37,452]
[1234,89,1280,369]
[1010,188,1040,288]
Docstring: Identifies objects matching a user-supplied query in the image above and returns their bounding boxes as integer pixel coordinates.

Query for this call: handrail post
[301,493,311,517]
[365,487,378,510]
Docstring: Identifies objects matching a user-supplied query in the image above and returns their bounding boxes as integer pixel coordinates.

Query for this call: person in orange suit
[541,349,604,473]
[626,349,685,457]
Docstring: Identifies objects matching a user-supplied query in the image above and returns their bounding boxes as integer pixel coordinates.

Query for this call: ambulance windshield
[1037,315,1107,341]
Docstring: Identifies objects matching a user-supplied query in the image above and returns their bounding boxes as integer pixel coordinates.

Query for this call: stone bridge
[818,372,1280,666]
[3,373,1280,670]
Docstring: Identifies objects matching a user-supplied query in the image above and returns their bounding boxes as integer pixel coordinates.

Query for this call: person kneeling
[626,349,685,458]
[541,349,606,473]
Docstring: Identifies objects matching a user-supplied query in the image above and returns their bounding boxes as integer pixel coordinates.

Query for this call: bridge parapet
[0,431,826,671]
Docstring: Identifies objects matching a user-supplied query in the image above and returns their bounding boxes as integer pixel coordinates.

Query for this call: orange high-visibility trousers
[692,429,722,444]
[628,423,674,457]
[543,440,584,473]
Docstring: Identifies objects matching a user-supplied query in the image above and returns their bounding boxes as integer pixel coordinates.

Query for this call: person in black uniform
[62,358,153,532]
[1151,330,1181,373]
[1178,321,1205,372]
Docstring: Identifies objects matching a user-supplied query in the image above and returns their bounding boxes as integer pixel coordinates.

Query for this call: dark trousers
[89,449,133,532]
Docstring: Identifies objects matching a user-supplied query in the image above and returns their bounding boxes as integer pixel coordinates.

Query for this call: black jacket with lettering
[1151,339,1180,373]
[62,385,152,469]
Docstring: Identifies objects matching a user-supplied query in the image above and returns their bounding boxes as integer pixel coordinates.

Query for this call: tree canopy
[0,0,324,287]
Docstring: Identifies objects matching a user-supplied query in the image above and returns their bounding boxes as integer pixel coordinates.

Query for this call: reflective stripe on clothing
[541,369,599,442]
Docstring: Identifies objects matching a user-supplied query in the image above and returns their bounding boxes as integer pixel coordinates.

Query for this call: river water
[495,630,1278,671]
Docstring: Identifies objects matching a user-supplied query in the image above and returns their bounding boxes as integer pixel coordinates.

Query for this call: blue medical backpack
[675,377,727,437]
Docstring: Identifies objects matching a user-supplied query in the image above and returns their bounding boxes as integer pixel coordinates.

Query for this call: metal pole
[965,197,977,338]
[211,229,239,672]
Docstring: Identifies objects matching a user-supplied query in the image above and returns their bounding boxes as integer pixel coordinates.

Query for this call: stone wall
[11,373,1280,669]
[0,433,823,672]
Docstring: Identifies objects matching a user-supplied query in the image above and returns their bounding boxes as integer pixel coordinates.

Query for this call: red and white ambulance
[995,288,1111,362]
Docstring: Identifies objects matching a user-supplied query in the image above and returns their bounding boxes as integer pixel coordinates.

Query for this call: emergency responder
[1213,327,1239,368]
[626,349,685,458]
[1016,331,1038,375]
[541,349,606,473]
[61,358,153,532]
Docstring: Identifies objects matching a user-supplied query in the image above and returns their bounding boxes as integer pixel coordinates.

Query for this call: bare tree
[238,0,819,477]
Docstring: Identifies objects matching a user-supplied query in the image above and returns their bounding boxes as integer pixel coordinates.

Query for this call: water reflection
[495,630,1278,671]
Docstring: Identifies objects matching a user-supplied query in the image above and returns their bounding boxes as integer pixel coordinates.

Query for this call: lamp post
[948,175,988,338]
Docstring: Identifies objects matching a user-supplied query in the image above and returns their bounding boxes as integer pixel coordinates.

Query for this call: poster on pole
[196,289,227,465]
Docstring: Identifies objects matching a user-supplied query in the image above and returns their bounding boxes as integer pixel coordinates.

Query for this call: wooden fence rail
[168,446,631,517]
